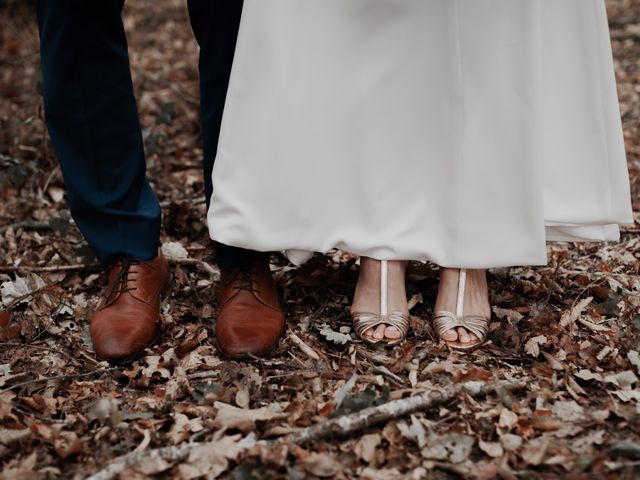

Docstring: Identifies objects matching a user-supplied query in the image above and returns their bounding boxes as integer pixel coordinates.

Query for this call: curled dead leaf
[318,324,351,345]
[168,413,203,444]
[53,431,83,459]
[560,297,593,328]
[524,335,547,357]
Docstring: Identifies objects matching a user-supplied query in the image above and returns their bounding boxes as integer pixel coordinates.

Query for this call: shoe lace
[111,258,141,294]
[226,266,257,293]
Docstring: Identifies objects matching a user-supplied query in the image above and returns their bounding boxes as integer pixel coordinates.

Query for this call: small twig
[169,84,199,107]
[1,282,61,311]
[158,196,206,208]
[0,263,101,274]
[537,267,639,279]
[200,262,220,278]
[371,365,407,386]
[187,370,219,381]
[0,220,60,235]
[41,165,61,195]
[0,258,220,279]
[605,461,640,471]
[12,404,68,424]
[2,342,90,366]
[0,368,116,394]
[288,332,321,361]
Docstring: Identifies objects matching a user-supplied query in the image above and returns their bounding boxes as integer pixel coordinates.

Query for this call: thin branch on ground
[87,382,528,480]
[0,368,116,395]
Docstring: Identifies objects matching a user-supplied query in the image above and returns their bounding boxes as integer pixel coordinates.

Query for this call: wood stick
[0,258,218,275]
[0,218,70,235]
[536,267,639,279]
[0,263,101,273]
[288,332,321,361]
[87,442,197,480]
[0,368,115,395]
[86,384,460,480]
[280,386,451,445]
[371,365,407,386]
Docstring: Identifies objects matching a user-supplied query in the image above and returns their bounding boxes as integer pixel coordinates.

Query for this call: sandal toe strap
[433,311,489,341]
[384,312,410,338]
[458,315,489,341]
[352,311,410,340]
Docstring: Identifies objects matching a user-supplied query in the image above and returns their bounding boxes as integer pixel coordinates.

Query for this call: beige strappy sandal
[351,260,410,348]
[433,269,489,352]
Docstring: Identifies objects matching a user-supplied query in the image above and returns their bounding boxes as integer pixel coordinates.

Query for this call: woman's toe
[362,327,375,340]
[373,324,386,339]
[457,327,471,344]
[442,329,458,342]
[384,326,402,340]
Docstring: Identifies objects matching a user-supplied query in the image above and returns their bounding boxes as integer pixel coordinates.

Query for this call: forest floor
[1,1,639,479]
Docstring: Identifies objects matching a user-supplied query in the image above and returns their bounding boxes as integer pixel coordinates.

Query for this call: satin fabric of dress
[208,0,633,268]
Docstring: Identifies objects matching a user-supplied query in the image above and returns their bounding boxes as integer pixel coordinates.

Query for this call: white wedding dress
[207,0,633,268]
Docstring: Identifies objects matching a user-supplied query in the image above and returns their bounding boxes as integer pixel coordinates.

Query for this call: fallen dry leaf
[422,434,475,464]
[560,297,593,328]
[361,467,405,480]
[53,431,83,459]
[604,370,639,389]
[168,413,204,444]
[524,335,547,357]
[212,402,288,433]
[177,434,250,479]
[498,408,519,431]
[303,452,341,478]
[520,437,550,466]
[354,433,381,463]
[478,439,504,458]
[0,392,15,420]
[0,311,20,342]
[627,350,640,375]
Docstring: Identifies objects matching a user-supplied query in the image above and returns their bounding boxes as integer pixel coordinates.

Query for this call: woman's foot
[434,268,491,346]
[351,258,409,343]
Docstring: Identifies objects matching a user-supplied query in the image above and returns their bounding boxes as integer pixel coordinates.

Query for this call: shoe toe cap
[91,314,158,362]
[216,312,284,358]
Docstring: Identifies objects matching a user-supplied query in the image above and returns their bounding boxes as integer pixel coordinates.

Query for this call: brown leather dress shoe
[216,259,285,359]
[91,249,171,363]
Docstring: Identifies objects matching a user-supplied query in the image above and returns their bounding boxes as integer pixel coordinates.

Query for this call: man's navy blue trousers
[36,0,265,269]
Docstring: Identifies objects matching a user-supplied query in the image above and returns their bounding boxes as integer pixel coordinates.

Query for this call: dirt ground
[1,1,639,478]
